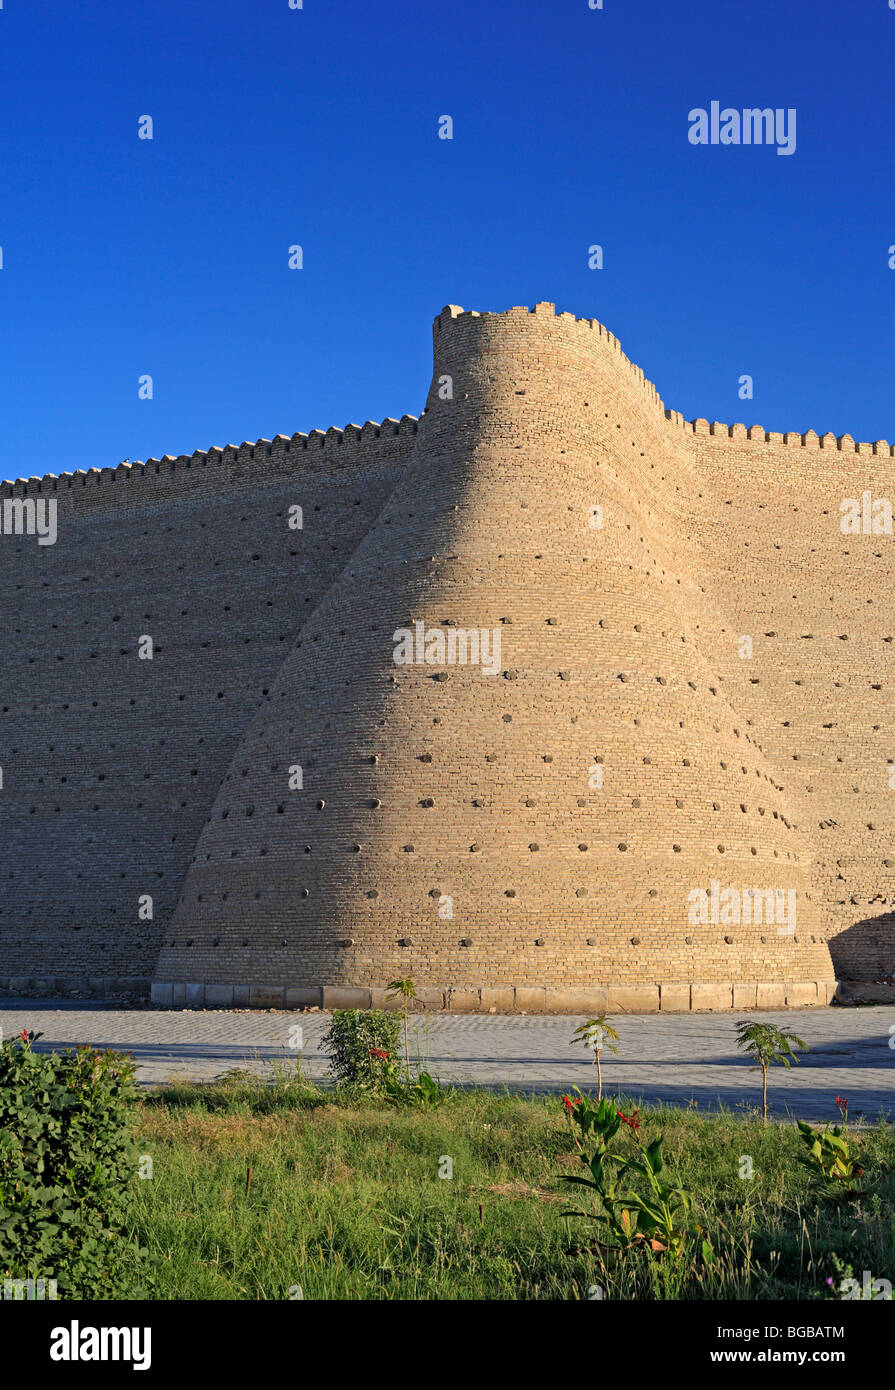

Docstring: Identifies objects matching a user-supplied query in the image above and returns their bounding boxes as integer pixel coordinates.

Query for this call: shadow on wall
[829,912,895,983]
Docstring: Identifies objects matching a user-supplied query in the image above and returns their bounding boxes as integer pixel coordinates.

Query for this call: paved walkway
[3,999,894,1120]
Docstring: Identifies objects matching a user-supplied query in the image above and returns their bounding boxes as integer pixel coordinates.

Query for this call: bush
[0,1031,150,1298]
[321,1009,401,1090]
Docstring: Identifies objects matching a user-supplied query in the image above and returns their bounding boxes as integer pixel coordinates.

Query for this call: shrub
[321,1009,401,1090]
[0,1031,149,1298]
[797,1119,864,1194]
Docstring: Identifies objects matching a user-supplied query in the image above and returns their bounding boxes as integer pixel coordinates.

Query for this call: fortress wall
[155,304,835,1010]
[2,301,888,1009]
[680,425,895,982]
[0,421,416,992]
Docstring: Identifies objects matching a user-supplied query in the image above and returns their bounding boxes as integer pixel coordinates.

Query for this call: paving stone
[609,986,660,1012]
[515,987,547,1012]
[757,983,786,1010]
[286,987,321,1008]
[321,987,371,1010]
[691,984,734,1011]
[205,985,234,1008]
[660,985,691,1012]
[249,986,285,1009]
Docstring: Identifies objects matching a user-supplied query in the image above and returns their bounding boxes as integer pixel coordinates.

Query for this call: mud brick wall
[2,302,891,1010]
[0,423,415,992]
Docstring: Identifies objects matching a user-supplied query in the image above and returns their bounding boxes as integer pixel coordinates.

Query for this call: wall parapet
[4,302,890,510]
[433,302,890,458]
[0,414,420,502]
[667,412,893,456]
[433,302,667,417]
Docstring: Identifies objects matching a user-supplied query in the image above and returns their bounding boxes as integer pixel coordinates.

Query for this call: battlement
[5,305,890,508]
[0,413,420,504]
[666,412,893,456]
[433,302,893,458]
[432,301,667,416]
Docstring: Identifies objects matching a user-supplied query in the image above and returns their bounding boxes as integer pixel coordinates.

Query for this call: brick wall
[3,302,889,1010]
[0,422,415,992]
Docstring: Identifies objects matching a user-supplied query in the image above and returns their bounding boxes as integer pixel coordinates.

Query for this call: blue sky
[1,0,893,480]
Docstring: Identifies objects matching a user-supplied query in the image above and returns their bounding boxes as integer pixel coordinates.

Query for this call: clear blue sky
[1,0,893,480]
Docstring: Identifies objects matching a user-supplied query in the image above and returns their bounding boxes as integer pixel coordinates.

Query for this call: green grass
[124,1070,895,1300]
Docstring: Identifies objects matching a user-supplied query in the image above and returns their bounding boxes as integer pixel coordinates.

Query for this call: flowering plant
[560,1093,710,1261]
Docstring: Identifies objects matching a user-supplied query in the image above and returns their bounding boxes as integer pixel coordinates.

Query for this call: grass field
[125,1069,895,1300]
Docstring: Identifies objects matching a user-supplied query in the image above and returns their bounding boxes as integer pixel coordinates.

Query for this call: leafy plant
[385,977,417,1074]
[561,1088,621,1153]
[796,1119,864,1194]
[560,1096,710,1262]
[570,1016,619,1101]
[734,1020,807,1123]
[384,1070,450,1110]
[613,1136,711,1261]
[320,1009,401,1091]
[0,1030,150,1298]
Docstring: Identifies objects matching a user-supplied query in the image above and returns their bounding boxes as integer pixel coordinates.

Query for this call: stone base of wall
[836,982,895,1006]
[149,979,841,1012]
[0,976,151,999]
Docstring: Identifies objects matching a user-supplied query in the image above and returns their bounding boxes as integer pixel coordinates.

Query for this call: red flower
[368,1047,388,1061]
[835,1094,849,1117]
[19,1030,29,1043]
[617,1108,641,1134]
[561,1095,583,1113]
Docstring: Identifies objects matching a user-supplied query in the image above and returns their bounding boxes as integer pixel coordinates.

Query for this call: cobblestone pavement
[2,1000,894,1121]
